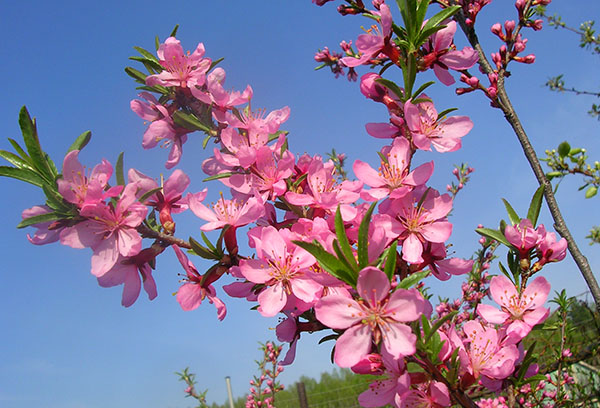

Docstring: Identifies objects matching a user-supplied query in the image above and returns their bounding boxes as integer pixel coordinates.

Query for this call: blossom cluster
[9,0,569,406]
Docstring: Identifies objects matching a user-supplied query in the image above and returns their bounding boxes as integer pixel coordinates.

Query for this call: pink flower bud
[360,73,387,102]
[491,23,502,36]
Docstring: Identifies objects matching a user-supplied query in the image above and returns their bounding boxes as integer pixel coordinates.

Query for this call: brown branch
[136,223,192,249]
[451,3,600,314]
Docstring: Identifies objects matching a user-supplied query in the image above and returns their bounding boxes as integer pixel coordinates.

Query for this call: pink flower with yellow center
[315,267,428,368]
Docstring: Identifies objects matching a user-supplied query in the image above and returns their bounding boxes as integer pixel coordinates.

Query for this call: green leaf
[527,185,545,226]
[124,67,148,83]
[67,130,92,154]
[189,236,220,260]
[42,183,70,212]
[115,152,125,186]
[0,166,45,187]
[557,141,571,158]
[7,138,30,163]
[203,172,236,182]
[200,231,218,253]
[475,227,511,247]
[17,211,61,229]
[411,81,435,100]
[169,24,179,37]
[138,187,163,204]
[332,240,359,274]
[398,270,429,289]
[133,46,159,62]
[0,150,34,170]
[19,107,54,182]
[425,311,458,343]
[420,5,460,38]
[585,185,597,199]
[128,56,164,72]
[375,78,404,99]
[209,57,224,71]
[172,111,212,133]
[293,240,356,286]
[334,206,359,271]
[437,107,458,119]
[502,198,520,225]
[383,240,398,282]
[498,262,515,284]
[358,202,377,268]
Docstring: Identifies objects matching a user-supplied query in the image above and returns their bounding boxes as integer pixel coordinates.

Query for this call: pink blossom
[404,98,473,153]
[384,188,453,264]
[451,321,519,383]
[97,255,157,308]
[353,137,434,201]
[477,275,550,339]
[22,205,62,245]
[187,193,265,231]
[57,150,119,207]
[237,227,321,317]
[504,219,538,257]
[146,37,211,89]
[315,267,428,367]
[341,4,393,67]
[65,183,147,276]
[172,245,226,320]
[357,350,411,407]
[398,381,451,408]
[141,111,191,169]
[285,155,362,216]
[535,224,567,264]
[422,21,479,86]
[418,242,473,281]
[191,67,252,111]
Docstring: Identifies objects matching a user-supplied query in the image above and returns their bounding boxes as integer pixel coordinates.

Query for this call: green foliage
[213,368,375,408]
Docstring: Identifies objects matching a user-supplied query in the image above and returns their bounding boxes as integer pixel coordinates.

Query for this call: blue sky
[1,1,599,407]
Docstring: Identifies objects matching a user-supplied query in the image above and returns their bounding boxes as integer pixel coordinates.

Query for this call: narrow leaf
[189,237,220,260]
[502,198,520,225]
[172,111,212,133]
[7,138,30,163]
[0,166,45,187]
[203,172,236,182]
[133,46,159,62]
[200,232,218,252]
[383,240,398,282]
[209,57,224,71]
[398,270,429,289]
[411,81,435,100]
[475,227,511,247]
[115,152,125,186]
[527,185,544,226]
[0,150,34,170]
[375,78,404,99]
[169,24,179,37]
[426,311,458,343]
[17,211,61,229]
[335,206,358,271]
[19,107,53,181]
[293,240,356,286]
[358,202,377,268]
[125,67,148,83]
[67,130,92,153]
[138,187,163,204]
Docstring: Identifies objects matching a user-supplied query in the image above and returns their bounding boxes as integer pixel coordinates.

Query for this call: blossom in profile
[97,254,157,308]
[172,245,226,320]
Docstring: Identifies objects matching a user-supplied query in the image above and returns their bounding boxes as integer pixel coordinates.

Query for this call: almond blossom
[145,37,211,89]
[421,21,479,86]
[172,245,226,320]
[97,254,157,308]
[477,275,550,340]
[235,226,321,317]
[353,137,434,201]
[341,4,394,67]
[404,98,473,153]
[315,267,428,367]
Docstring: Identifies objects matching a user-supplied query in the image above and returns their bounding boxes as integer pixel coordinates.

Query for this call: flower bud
[360,73,387,102]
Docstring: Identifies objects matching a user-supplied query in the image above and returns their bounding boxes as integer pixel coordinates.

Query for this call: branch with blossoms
[0,1,579,407]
